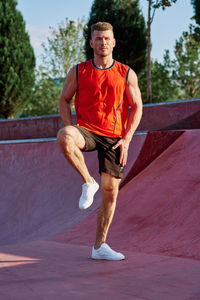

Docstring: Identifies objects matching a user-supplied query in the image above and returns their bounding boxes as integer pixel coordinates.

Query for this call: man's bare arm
[113,69,143,166]
[59,66,77,126]
[124,69,143,142]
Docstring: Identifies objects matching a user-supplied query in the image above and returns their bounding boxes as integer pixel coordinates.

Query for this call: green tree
[171,25,200,99]
[84,0,147,74]
[141,25,200,102]
[191,0,200,41]
[0,0,35,118]
[146,0,177,103]
[41,18,85,80]
[21,67,63,117]
[22,18,85,117]
[139,54,180,103]
[191,0,200,24]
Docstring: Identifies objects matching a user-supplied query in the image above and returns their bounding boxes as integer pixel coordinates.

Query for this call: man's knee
[101,181,115,193]
[57,126,75,151]
[101,173,120,195]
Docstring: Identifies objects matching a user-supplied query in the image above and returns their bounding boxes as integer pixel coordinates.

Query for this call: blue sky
[17,0,194,67]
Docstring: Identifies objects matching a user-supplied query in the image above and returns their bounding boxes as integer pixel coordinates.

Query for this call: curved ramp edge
[120,130,184,189]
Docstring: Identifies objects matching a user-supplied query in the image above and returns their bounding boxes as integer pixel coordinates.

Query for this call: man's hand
[112,138,130,167]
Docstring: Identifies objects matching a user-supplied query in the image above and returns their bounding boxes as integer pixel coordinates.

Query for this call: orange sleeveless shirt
[75,59,131,138]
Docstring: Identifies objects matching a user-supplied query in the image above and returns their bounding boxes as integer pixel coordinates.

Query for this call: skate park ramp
[0,133,146,246]
[0,100,200,299]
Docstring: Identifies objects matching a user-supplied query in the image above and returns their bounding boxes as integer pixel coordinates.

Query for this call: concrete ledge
[0,98,199,140]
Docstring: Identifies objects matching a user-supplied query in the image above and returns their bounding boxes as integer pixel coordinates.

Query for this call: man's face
[90,30,116,57]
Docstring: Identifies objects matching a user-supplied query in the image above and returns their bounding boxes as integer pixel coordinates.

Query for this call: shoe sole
[91,255,125,261]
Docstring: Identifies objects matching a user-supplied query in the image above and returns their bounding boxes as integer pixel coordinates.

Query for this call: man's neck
[93,56,113,69]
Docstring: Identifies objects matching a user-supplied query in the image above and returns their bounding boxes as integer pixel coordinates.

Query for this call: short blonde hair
[91,22,114,37]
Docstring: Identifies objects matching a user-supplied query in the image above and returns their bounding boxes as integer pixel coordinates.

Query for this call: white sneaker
[91,243,125,260]
[79,179,99,209]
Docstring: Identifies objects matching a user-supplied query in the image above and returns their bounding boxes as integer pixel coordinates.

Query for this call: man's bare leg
[91,172,124,260]
[57,125,93,183]
[94,172,121,249]
[57,125,99,210]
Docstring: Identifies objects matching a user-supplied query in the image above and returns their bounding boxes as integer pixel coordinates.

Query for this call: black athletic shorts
[74,125,124,178]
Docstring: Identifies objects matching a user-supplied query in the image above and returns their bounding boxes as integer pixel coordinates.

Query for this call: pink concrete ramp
[0,133,146,246]
[161,109,200,130]
[50,130,200,261]
[0,140,100,246]
[120,130,184,189]
[1,130,200,299]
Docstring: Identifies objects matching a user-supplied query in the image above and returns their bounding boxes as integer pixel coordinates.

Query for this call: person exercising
[57,22,143,260]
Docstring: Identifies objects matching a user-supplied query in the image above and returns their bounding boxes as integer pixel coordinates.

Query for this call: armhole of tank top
[76,61,87,82]
[126,67,131,84]
[83,61,87,70]
[76,64,79,83]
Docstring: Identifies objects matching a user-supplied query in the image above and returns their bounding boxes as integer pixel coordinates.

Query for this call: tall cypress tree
[191,0,200,25]
[191,0,200,41]
[0,0,35,118]
[84,0,147,74]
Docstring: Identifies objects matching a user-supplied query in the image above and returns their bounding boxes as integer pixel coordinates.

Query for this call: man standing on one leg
[57,22,143,260]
